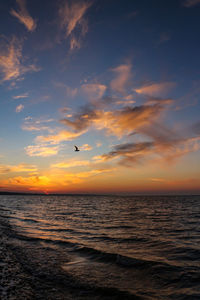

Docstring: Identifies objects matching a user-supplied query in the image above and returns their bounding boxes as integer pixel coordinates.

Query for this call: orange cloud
[4,175,50,188]
[135,82,175,97]
[25,144,60,157]
[51,160,90,168]
[1,166,113,193]
[0,37,40,82]
[80,143,92,151]
[0,163,37,173]
[36,129,86,144]
[10,0,36,31]
[61,104,164,138]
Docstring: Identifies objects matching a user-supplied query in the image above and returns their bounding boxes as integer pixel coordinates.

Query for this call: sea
[0,194,200,299]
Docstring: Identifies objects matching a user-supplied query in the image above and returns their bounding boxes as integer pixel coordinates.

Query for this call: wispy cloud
[145,97,173,106]
[116,96,136,106]
[13,92,29,99]
[10,0,36,31]
[25,126,87,157]
[80,143,92,151]
[99,142,154,166]
[16,104,24,113]
[0,163,37,174]
[157,136,200,164]
[97,134,200,167]
[149,178,168,183]
[183,0,200,7]
[58,0,92,50]
[22,117,55,132]
[110,63,132,94]
[36,129,86,145]
[135,82,175,97]
[51,159,90,169]
[0,37,40,83]
[25,144,60,157]
[82,83,107,100]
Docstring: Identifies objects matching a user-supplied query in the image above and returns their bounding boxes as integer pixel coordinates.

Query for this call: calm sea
[0,195,200,299]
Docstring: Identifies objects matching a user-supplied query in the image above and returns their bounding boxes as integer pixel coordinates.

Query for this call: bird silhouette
[74,145,80,152]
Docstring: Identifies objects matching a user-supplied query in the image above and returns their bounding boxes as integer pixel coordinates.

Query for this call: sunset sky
[0,0,200,194]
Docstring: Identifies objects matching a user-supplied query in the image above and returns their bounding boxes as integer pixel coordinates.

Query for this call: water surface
[0,195,200,299]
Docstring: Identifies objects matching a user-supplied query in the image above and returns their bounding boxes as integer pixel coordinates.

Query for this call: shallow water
[0,194,200,299]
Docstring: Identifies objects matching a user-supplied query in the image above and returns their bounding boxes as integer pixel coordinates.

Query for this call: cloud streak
[10,0,36,32]
[51,160,90,169]
[36,129,86,145]
[0,163,37,174]
[59,0,92,50]
[80,144,92,151]
[0,37,39,83]
[22,117,54,132]
[25,144,60,157]
[98,142,154,166]
[13,93,29,99]
[135,82,175,97]
[98,134,200,167]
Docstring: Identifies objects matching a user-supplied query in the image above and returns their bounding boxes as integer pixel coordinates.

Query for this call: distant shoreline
[0,191,199,196]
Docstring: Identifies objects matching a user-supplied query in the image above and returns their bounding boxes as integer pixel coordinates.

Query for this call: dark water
[0,195,200,299]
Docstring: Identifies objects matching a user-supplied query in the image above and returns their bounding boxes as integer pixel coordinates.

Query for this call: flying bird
[74,145,80,152]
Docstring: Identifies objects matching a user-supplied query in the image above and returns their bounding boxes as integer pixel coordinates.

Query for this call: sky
[0,0,200,194]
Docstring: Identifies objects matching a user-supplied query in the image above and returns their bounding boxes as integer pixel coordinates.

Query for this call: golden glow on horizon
[1,157,199,194]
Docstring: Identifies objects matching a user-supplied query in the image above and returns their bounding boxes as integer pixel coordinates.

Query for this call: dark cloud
[60,105,97,131]
[101,141,154,167]
[99,124,200,167]
[140,122,181,145]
